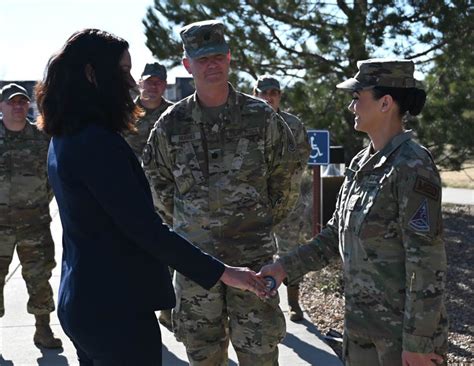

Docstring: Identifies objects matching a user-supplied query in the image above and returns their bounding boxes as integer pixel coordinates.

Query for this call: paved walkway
[442,187,474,205]
[0,201,342,366]
[2,188,470,365]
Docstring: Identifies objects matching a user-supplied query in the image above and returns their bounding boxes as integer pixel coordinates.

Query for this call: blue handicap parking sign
[307,130,330,166]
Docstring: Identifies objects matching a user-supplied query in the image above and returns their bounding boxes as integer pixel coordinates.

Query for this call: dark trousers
[69,311,162,366]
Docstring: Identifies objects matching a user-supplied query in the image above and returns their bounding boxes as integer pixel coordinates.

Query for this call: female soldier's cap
[180,20,229,59]
[336,59,418,91]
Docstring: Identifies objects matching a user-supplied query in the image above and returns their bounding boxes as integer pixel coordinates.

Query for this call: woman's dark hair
[36,28,140,136]
[371,86,426,117]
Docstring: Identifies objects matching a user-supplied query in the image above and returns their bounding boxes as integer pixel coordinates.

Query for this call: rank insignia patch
[414,176,440,200]
[409,199,430,232]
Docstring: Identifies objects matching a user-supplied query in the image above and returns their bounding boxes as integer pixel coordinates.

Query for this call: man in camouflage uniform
[0,83,62,348]
[143,20,298,366]
[261,59,448,366]
[124,62,173,160]
[124,62,175,330]
[253,75,310,322]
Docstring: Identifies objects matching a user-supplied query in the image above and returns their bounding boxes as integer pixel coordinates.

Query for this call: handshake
[219,261,288,299]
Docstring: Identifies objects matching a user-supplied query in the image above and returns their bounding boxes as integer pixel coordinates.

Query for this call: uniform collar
[136,97,169,115]
[1,118,33,136]
[190,83,241,125]
[358,130,413,172]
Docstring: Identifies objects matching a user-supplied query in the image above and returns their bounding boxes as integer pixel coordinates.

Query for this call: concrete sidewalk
[442,187,474,205]
[0,202,342,366]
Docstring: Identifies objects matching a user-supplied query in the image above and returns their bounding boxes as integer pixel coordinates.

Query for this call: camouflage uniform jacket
[123,97,173,159]
[0,119,52,228]
[143,84,298,267]
[280,131,447,353]
[273,111,310,245]
[279,110,310,185]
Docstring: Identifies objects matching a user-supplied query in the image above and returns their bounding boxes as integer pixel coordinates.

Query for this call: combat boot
[158,309,173,332]
[34,314,63,349]
[287,285,303,322]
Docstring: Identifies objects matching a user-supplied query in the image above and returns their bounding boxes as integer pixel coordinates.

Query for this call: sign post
[307,130,330,236]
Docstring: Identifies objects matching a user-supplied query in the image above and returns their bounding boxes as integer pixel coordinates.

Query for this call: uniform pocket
[172,142,202,196]
[172,164,196,196]
[348,179,384,236]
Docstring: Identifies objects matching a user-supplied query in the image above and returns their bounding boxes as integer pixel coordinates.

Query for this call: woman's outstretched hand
[220,265,270,298]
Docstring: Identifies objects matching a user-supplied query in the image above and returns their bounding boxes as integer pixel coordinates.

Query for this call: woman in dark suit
[35,29,267,366]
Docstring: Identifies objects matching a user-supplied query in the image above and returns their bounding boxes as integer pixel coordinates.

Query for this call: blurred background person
[253,75,310,322]
[124,61,175,331]
[0,83,62,349]
[124,62,172,161]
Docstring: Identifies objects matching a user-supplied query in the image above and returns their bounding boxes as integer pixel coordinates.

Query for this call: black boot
[34,314,63,348]
[287,285,304,322]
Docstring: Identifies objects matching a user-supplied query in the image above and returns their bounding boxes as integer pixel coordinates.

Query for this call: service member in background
[260,59,448,366]
[144,20,298,366]
[124,62,174,330]
[124,62,173,160]
[0,83,62,348]
[253,75,310,322]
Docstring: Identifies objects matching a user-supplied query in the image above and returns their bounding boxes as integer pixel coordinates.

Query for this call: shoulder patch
[414,176,440,200]
[409,199,430,232]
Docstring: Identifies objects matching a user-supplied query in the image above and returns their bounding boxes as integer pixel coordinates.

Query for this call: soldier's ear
[381,95,393,112]
[182,58,192,75]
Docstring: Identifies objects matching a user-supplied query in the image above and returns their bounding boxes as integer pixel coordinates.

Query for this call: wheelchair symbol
[310,135,323,159]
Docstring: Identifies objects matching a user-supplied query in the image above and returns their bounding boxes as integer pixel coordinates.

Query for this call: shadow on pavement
[162,345,238,366]
[162,345,187,366]
[282,319,341,365]
[299,318,326,337]
[37,348,70,366]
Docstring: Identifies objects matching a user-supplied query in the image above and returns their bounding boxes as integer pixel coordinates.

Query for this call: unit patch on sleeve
[414,175,440,200]
[408,199,430,232]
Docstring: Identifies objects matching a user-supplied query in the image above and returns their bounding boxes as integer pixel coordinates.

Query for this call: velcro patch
[171,132,201,143]
[409,199,430,232]
[414,176,440,200]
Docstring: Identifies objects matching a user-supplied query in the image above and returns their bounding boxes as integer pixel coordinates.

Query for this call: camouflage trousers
[173,272,286,366]
[343,331,448,366]
[0,224,56,317]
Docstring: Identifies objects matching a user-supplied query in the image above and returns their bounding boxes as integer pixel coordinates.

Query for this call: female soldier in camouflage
[260,59,448,366]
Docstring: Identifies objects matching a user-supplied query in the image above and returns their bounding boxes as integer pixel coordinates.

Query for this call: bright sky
[0,0,188,82]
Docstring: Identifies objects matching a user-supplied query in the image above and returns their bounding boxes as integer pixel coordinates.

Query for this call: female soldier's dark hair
[36,28,140,136]
[372,87,426,117]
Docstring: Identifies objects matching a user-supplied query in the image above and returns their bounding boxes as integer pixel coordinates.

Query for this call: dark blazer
[48,123,224,348]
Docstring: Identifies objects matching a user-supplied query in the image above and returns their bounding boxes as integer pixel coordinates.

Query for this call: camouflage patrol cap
[141,62,167,81]
[180,19,229,59]
[255,75,281,92]
[336,59,417,91]
[0,83,30,102]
